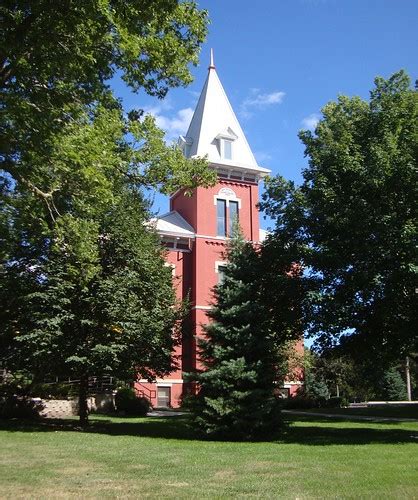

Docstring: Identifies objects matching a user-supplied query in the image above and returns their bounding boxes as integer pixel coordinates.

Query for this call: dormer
[216,127,238,161]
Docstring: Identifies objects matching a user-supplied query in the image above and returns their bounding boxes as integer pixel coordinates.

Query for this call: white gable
[151,211,195,238]
[180,53,270,177]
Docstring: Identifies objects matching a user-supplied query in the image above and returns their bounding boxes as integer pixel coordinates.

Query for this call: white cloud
[245,92,285,107]
[240,89,285,118]
[144,106,194,143]
[301,113,320,131]
[254,151,272,164]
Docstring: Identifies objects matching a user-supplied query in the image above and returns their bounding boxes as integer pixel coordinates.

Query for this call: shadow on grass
[1,414,417,446]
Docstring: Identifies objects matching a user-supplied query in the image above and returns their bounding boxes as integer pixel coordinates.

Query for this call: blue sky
[112,0,417,227]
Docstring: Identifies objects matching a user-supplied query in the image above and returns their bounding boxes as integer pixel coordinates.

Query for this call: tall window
[217,199,239,237]
[223,139,232,160]
[217,265,227,284]
[229,200,239,235]
[217,199,227,237]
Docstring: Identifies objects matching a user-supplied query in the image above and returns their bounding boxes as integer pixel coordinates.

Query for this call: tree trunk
[336,383,340,398]
[78,374,89,426]
[405,356,412,401]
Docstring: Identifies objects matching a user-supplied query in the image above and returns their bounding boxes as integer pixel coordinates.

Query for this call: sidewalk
[147,409,187,417]
[282,409,418,422]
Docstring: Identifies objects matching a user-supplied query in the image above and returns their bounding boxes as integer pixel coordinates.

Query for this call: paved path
[282,409,418,422]
[147,410,186,417]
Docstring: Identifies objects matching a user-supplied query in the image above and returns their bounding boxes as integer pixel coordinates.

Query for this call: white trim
[159,231,195,239]
[164,247,191,254]
[215,261,227,273]
[160,236,193,252]
[213,187,241,208]
[215,127,238,141]
[283,381,303,388]
[195,234,260,244]
[195,234,228,241]
[191,305,212,311]
[208,160,270,177]
[138,378,302,386]
[137,379,183,384]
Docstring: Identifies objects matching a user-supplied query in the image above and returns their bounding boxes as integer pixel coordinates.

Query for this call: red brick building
[135,53,302,407]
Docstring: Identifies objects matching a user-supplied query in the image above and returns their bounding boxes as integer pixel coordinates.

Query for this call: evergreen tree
[381,368,408,401]
[189,232,283,440]
[304,371,330,401]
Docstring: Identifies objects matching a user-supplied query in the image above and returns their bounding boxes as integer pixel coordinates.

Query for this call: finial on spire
[209,48,215,70]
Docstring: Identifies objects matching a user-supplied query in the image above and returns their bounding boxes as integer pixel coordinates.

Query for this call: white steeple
[179,50,270,178]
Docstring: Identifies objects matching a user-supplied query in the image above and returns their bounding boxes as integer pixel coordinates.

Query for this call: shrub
[0,395,43,419]
[29,383,75,399]
[115,387,151,416]
[284,395,319,409]
[322,397,343,408]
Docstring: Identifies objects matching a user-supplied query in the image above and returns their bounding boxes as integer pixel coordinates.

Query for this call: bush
[115,387,151,416]
[29,383,77,399]
[321,397,343,408]
[0,395,43,419]
[284,395,319,409]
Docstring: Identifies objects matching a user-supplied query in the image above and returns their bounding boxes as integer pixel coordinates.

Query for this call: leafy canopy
[261,70,418,362]
[0,1,216,423]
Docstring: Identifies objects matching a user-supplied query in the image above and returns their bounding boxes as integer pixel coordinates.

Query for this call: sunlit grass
[1,414,417,498]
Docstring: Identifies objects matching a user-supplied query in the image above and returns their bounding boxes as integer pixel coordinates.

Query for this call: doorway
[157,386,171,408]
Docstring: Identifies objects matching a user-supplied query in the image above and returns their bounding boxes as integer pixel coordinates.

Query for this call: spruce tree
[190,231,282,440]
[381,368,408,401]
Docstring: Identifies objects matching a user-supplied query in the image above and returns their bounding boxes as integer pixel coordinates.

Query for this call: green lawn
[1,414,417,499]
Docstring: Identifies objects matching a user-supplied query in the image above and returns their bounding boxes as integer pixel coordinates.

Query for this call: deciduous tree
[261,70,417,362]
[0,1,216,424]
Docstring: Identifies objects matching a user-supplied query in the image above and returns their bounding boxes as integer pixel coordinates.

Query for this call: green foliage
[380,368,408,401]
[115,387,151,416]
[1,0,208,167]
[0,1,215,425]
[261,70,418,362]
[0,395,42,419]
[4,189,181,380]
[28,383,77,400]
[304,371,330,401]
[189,231,287,440]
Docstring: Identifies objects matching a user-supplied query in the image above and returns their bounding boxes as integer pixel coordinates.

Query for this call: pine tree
[189,231,283,440]
[304,371,330,401]
[381,367,408,401]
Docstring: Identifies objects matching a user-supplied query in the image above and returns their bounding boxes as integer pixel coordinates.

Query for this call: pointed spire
[180,55,270,177]
[209,48,215,70]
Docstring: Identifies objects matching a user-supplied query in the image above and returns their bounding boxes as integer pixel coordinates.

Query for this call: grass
[0,413,417,499]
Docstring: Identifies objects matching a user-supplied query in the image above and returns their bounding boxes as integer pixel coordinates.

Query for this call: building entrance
[157,386,171,408]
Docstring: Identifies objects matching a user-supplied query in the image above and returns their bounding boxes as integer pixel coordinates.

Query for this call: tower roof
[179,51,270,178]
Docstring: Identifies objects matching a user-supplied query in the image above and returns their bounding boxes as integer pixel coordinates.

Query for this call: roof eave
[208,160,271,178]
[158,230,196,239]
